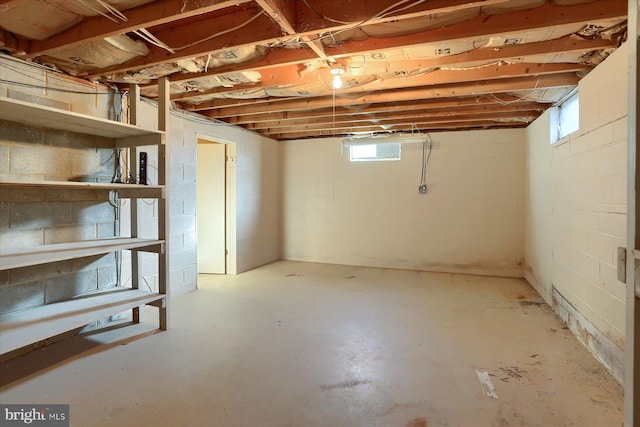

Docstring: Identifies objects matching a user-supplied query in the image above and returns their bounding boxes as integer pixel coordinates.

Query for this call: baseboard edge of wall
[552,287,624,384]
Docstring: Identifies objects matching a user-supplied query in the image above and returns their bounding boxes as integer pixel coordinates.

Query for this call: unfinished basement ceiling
[0,0,628,140]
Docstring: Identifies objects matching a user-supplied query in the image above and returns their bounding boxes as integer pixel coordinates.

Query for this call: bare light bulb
[330,67,344,89]
[332,74,343,89]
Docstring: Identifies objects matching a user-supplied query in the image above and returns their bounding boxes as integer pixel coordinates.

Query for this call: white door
[197,141,226,274]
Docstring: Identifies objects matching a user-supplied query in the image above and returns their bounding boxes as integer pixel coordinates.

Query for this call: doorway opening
[196,137,236,274]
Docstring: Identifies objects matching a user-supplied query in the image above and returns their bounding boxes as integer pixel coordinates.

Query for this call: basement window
[552,92,580,143]
[349,143,401,162]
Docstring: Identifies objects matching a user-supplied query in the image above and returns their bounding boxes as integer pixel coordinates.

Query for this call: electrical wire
[169,10,267,51]
[420,132,432,191]
[134,28,175,54]
[346,55,367,70]
[0,60,117,95]
[94,0,129,22]
[140,96,244,129]
[484,90,549,105]
[262,0,429,49]
[112,148,124,184]
[0,78,117,95]
[302,0,424,26]
[299,0,428,46]
[0,56,63,78]
[76,0,121,23]
[141,163,158,205]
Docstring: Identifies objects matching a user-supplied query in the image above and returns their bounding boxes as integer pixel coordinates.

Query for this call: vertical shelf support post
[129,83,142,324]
[158,76,170,330]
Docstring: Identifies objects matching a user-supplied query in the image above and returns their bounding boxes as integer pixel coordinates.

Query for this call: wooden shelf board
[0,97,163,139]
[0,238,164,271]
[0,288,165,354]
[0,180,164,198]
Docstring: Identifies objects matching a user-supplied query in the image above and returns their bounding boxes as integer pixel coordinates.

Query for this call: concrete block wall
[0,87,119,316]
[1,56,282,322]
[281,129,525,277]
[130,101,281,281]
[236,136,282,273]
[524,43,628,382]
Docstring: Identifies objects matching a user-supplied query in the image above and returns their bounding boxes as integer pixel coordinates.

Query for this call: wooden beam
[128,83,141,324]
[157,75,170,331]
[255,0,326,57]
[24,0,251,59]
[318,0,627,59]
[23,0,255,59]
[300,37,326,58]
[0,28,28,54]
[178,62,586,107]
[129,84,140,126]
[158,19,614,91]
[165,41,317,84]
[170,36,611,102]
[185,68,578,112]
[191,72,580,115]
[87,9,286,78]
[260,110,539,134]
[158,76,170,132]
[267,121,527,139]
[255,0,296,34]
[295,0,513,32]
[246,105,545,130]
[227,97,544,124]
[89,0,624,79]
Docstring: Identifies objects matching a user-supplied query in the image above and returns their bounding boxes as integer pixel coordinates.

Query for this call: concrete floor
[0,261,623,426]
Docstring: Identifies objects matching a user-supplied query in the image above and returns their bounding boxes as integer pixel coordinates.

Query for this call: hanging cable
[170,10,266,51]
[134,28,175,54]
[94,0,129,21]
[419,132,432,194]
[76,0,121,23]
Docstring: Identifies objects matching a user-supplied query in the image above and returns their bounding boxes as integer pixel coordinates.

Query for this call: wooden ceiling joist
[226,97,546,125]
[0,0,626,140]
[21,0,255,60]
[245,106,546,130]
[261,110,539,134]
[170,36,610,103]
[296,0,515,33]
[255,0,326,58]
[176,62,586,108]
[318,0,627,58]
[84,0,624,79]
[267,121,527,139]
[163,31,613,93]
[91,9,286,79]
[196,73,580,116]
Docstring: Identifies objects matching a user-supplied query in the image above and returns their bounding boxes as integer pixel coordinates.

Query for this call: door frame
[196,135,237,275]
[625,0,639,425]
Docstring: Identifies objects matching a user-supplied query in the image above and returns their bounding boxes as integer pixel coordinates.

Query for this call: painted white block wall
[1,57,281,316]
[127,101,281,282]
[525,43,628,382]
[282,129,525,277]
[0,59,127,316]
[235,136,282,273]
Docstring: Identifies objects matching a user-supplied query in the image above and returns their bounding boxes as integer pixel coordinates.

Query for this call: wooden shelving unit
[0,91,170,355]
[0,180,165,199]
[0,97,157,139]
[0,238,165,271]
[0,288,165,355]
